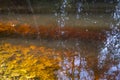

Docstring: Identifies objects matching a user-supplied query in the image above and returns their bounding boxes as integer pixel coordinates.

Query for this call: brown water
[0,13,120,80]
[0,36,119,80]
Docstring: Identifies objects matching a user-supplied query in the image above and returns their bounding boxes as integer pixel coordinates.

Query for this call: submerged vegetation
[0,41,119,80]
[0,0,119,79]
[0,43,60,80]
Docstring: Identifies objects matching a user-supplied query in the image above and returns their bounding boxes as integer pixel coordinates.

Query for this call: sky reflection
[57,1,120,79]
[98,1,120,79]
[57,52,94,80]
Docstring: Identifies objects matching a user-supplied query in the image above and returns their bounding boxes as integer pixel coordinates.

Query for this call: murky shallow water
[0,8,120,80]
[0,14,113,27]
[0,35,119,80]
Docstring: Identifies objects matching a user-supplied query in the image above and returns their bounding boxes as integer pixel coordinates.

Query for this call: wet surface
[0,1,120,80]
[0,34,119,80]
[0,14,113,27]
[0,13,119,80]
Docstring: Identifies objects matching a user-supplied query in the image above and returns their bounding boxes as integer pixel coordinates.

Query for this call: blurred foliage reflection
[0,43,60,80]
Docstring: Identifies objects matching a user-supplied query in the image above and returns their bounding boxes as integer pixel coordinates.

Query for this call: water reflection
[99,63,120,80]
[55,0,68,28]
[76,1,82,19]
[57,52,94,80]
[57,1,120,79]
[113,0,120,21]
[98,1,120,79]
[98,26,120,68]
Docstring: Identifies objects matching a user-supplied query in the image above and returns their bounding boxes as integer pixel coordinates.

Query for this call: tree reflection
[57,51,94,80]
[98,0,120,79]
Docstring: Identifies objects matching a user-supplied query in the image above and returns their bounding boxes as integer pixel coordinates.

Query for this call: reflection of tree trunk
[78,55,81,80]
[72,56,75,80]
